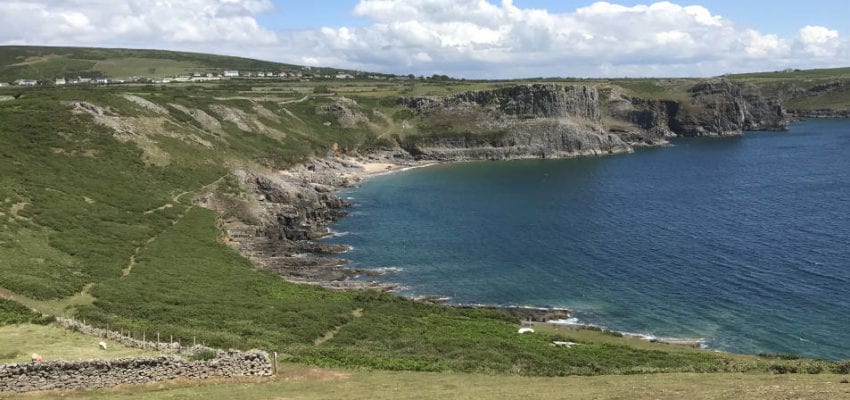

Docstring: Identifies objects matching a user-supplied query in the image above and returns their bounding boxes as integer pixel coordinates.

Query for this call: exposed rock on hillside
[316,97,371,128]
[123,94,169,115]
[398,84,631,160]
[198,158,402,290]
[675,79,787,136]
[397,80,788,162]
[169,103,223,133]
[402,83,602,121]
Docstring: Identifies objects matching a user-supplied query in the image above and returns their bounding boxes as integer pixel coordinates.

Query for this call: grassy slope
[0,46,378,82]
[9,365,850,400]
[0,324,154,363]
[727,67,850,111]
[1,53,849,381]
[0,297,51,326]
[0,83,829,377]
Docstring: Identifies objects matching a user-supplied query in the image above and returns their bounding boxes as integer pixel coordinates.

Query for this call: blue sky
[1,1,847,78]
[263,0,849,36]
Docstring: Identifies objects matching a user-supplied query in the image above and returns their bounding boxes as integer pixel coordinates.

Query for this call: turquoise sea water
[325,119,850,359]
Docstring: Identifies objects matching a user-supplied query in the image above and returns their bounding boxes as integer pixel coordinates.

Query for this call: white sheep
[98,341,108,350]
[31,353,42,363]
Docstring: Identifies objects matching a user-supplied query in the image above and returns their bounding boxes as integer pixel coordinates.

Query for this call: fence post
[273,351,278,375]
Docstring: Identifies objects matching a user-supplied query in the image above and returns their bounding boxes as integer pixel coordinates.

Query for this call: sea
[324,119,850,360]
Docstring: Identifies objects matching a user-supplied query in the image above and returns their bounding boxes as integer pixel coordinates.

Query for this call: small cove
[325,119,850,359]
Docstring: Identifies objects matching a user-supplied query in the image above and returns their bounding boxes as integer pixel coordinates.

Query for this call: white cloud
[0,1,847,78]
[743,30,788,58]
[0,0,278,47]
[797,25,841,57]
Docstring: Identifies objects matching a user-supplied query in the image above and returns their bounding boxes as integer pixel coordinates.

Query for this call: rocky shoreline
[198,154,435,291]
[197,79,801,324]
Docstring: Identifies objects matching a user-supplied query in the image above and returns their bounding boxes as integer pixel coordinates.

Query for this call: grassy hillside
[727,67,850,111]
[728,67,850,81]
[0,46,366,82]
[0,323,154,363]
[1,47,849,388]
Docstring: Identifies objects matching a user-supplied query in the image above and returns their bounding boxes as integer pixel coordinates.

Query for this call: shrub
[189,350,218,361]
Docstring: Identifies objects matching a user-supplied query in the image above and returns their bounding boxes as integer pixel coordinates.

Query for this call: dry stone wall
[0,318,273,393]
[0,351,271,393]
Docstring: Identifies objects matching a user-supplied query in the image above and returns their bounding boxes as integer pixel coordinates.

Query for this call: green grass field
[7,365,850,400]
[0,324,154,363]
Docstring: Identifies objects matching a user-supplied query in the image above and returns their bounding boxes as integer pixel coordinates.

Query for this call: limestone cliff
[395,79,789,162]
[397,84,631,160]
[197,158,408,290]
[674,79,787,136]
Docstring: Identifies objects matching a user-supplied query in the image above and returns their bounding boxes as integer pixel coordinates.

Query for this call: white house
[0,82,8,87]
[223,70,239,77]
[335,73,354,79]
[94,78,109,84]
[55,78,66,85]
[14,79,38,86]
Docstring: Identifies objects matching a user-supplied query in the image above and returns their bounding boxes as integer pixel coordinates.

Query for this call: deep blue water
[325,119,850,359]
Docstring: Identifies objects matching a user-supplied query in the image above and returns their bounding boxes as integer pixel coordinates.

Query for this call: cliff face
[396,79,789,162]
[197,159,400,289]
[398,84,630,160]
[401,83,602,121]
[674,79,788,136]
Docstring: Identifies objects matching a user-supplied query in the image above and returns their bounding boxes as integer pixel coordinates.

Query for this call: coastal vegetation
[1,47,849,397]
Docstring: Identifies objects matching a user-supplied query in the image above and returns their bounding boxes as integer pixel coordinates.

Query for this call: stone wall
[55,317,215,355]
[0,350,272,393]
[0,318,273,393]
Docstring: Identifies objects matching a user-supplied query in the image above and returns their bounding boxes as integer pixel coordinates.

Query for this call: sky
[1,0,848,78]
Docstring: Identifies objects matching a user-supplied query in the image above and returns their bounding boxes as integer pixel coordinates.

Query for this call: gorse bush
[0,298,52,326]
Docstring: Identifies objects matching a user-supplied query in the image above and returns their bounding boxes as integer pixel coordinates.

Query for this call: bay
[325,119,850,360]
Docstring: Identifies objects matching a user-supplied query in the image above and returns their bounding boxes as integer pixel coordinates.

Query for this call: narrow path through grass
[315,308,364,346]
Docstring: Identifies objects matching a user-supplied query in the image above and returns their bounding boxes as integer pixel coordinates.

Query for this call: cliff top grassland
[1,46,850,397]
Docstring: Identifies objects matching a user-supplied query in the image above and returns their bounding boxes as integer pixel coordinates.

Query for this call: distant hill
[0,45,371,82]
[727,67,850,81]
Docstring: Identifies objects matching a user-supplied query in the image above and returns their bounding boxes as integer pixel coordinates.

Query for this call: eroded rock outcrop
[402,83,602,121]
[395,80,788,162]
[397,84,631,160]
[198,158,403,290]
[675,79,787,136]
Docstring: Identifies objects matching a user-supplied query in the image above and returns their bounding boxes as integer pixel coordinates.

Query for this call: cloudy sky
[2,0,848,78]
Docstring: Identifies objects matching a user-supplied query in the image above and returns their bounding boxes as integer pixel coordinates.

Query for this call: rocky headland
[198,157,424,291]
[394,79,787,161]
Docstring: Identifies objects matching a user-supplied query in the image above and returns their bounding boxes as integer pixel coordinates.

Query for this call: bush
[189,350,218,361]
[0,298,53,326]
[758,353,800,360]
